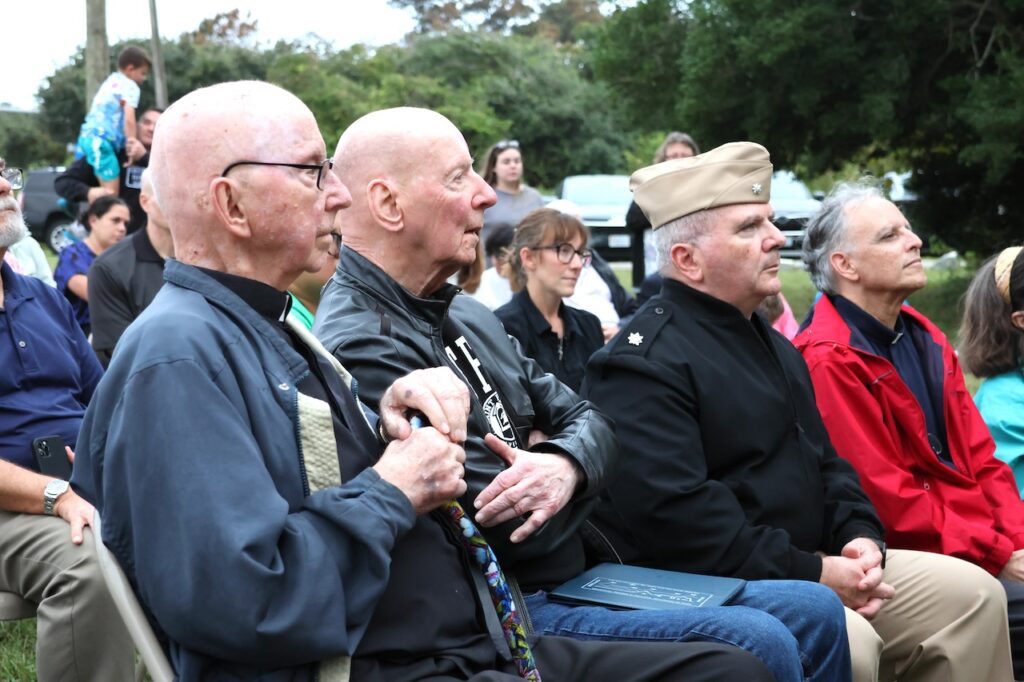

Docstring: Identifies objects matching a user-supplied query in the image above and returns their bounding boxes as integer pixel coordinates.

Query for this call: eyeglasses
[1,167,24,191]
[533,243,592,267]
[495,139,519,150]
[220,159,334,190]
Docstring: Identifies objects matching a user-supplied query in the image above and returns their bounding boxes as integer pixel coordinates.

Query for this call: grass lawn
[0,620,37,682]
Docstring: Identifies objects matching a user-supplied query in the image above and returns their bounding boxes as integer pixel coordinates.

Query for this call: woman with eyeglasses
[494,208,603,391]
[54,195,129,336]
[958,246,1024,496]
[480,139,545,245]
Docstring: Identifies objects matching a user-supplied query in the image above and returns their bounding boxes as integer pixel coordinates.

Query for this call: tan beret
[630,141,773,229]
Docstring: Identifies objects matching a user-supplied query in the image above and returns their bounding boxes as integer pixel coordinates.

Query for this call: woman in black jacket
[494,208,603,392]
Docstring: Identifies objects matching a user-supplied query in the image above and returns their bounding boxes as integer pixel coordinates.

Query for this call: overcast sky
[6,1,417,111]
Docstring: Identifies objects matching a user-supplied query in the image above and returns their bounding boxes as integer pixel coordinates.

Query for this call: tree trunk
[85,0,109,110]
[149,0,168,109]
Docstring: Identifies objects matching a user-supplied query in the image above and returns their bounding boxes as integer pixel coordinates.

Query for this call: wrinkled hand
[474,434,580,543]
[124,137,146,164]
[999,549,1024,582]
[379,368,470,444]
[86,187,115,203]
[820,540,894,619]
[53,489,95,545]
[373,427,466,514]
[52,445,92,544]
[601,324,620,343]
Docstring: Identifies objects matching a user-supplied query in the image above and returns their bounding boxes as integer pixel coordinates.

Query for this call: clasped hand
[820,537,895,620]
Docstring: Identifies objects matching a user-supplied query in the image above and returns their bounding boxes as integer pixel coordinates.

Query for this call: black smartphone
[32,436,72,479]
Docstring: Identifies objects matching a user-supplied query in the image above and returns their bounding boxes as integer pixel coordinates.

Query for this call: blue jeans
[525,579,850,682]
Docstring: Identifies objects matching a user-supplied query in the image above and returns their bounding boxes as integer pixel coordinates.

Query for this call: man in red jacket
[795,181,1024,677]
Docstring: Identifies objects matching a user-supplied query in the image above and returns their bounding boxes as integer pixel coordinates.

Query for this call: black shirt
[88,228,166,367]
[494,290,603,392]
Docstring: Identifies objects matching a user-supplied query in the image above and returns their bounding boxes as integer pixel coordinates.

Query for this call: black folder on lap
[549,563,745,610]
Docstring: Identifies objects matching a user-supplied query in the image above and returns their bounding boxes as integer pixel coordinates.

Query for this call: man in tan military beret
[582,141,1014,682]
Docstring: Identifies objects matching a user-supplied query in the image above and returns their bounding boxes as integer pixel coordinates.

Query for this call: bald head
[333,107,462,233]
[151,81,314,234]
[149,80,347,288]
[331,107,494,296]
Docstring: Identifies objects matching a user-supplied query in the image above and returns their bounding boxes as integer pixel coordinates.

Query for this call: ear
[668,241,703,283]
[1011,310,1024,331]
[829,250,859,284]
[367,179,403,233]
[209,178,252,239]
[519,245,539,272]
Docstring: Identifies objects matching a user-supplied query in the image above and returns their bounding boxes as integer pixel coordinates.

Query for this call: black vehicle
[771,171,823,259]
[18,167,83,253]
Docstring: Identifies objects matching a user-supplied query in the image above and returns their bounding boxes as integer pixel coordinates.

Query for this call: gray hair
[802,181,885,294]
[655,208,714,274]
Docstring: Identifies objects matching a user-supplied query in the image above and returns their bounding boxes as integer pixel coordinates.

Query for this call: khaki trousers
[0,509,133,681]
[846,548,1012,682]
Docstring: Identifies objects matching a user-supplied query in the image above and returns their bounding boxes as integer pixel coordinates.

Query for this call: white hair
[655,209,714,274]
[802,181,884,294]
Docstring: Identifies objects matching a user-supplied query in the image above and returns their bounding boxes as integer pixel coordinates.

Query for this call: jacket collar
[163,259,309,377]
[660,276,755,324]
[510,288,581,338]
[796,294,929,346]
[337,247,460,328]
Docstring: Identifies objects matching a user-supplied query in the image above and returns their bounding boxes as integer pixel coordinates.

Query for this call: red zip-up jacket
[795,295,1024,576]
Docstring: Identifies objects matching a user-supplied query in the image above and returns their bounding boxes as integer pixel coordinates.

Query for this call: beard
[0,196,28,248]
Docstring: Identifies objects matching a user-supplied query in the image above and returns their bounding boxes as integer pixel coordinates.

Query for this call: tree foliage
[587,0,1024,253]
[390,0,538,33]
[31,9,629,190]
[0,112,66,169]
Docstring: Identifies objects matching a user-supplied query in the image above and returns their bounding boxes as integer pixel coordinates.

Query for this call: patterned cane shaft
[445,501,541,681]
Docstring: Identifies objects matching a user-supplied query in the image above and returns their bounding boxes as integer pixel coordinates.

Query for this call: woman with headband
[959,246,1024,495]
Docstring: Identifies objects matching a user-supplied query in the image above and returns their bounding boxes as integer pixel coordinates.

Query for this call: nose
[765,217,786,251]
[906,229,923,251]
[475,172,497,210]
[0,175,10,196]
[322,168,353,212]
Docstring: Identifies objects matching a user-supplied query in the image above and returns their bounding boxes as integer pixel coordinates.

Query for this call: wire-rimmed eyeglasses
[220,159,333,190]
[1,167,24,191]
[533,243,592,267]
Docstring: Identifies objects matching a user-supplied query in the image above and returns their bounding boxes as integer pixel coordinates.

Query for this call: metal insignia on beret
[627,332,644,346]
[752,183,763,195]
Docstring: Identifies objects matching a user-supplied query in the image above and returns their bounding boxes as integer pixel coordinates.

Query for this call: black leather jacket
[314,247,618,590]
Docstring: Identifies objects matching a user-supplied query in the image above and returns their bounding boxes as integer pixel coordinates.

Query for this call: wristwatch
[43,479,70,516]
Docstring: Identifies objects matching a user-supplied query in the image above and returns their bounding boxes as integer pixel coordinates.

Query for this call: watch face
[45,479,70,496]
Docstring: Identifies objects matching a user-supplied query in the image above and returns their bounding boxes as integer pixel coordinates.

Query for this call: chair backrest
[92,511,174,682]
[0,591,36,621]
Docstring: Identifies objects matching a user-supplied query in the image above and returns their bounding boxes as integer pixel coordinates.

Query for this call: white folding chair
[93,511,174,682]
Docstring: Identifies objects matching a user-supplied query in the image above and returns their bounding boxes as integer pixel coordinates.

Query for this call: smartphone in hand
[32,436,72,480]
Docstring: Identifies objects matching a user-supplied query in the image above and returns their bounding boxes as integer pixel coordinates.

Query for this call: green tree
[395,30,632,187]
[37,11,274,146]
[391,0,538,33]
[588,0,1024,254]
[0,112,67,169]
